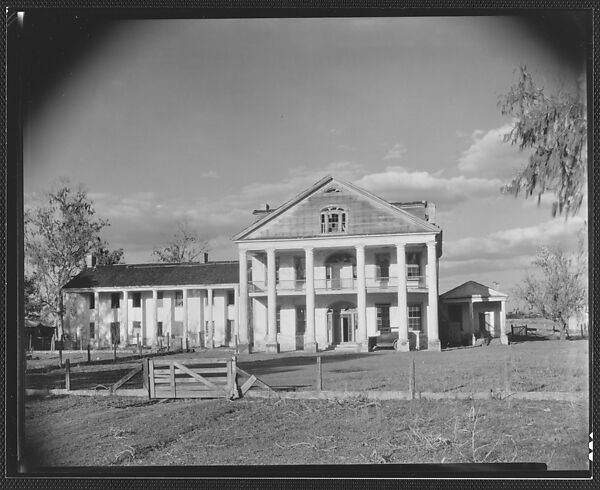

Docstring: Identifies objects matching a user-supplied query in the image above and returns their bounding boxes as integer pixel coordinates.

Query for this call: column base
[304,341,318,353]
[236,343,251,354]
[396,339,410,352]
[428,339,442,351]
[266,343,280,353]
[355,340,370,353]
[206,339,214,350]
[500,334,509,345]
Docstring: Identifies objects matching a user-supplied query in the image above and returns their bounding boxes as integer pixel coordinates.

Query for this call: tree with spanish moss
[498,66,587,217]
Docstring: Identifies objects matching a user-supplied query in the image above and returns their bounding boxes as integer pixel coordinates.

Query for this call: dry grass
[23,394,588,470]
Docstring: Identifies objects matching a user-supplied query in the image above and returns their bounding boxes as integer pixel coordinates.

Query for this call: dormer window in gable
[320,206,347,233]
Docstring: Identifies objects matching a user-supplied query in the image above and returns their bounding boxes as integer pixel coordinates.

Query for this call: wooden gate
[148,358,237,399]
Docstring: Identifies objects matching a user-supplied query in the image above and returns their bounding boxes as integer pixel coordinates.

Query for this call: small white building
[439,281,508,346]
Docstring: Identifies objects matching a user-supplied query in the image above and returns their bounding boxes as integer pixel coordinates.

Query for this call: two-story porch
[236,234,441,353]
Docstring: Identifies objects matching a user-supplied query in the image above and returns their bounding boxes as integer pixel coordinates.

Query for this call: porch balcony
[248,273,427,295]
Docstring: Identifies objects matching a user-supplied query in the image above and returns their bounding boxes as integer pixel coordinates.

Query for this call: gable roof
[232,175,440,241]
[440,281,508,300]
[62,262,239,290]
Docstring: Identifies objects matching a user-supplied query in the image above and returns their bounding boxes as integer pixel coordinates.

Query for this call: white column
[148,289,158,346]
[182,288,189,342]
[233,285,239,348]
[500,300,508,345]
[356,245,368,351]
[94,291,100,347]
[468,301,475,345]
[396,244,409,352]
[304,247,317,352]
[427,241,440,350]
[266,248,278,352]
[121,290,129,345]
[207,288,214,349]
[199,289,205,347]
[238,250,250,352]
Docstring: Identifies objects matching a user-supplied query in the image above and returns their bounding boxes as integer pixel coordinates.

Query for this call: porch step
[334,343,358,351]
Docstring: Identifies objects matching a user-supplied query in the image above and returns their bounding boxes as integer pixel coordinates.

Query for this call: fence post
[504,358,512,393]
[185,337,189,353]
[409,359,416,400]
[113,342,117,362]
[138,335,142,357]
[167,335,170,352]
[231,355,238,397]
[148,359,155,399]
[142,358,149,396]
[87,344,91,363]
[316,356,322,391]
[65,358,71,391]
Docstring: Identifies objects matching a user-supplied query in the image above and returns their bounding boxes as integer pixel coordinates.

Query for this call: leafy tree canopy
[514,239,587,339]
[25,180,118,329]
[499,66,587,217]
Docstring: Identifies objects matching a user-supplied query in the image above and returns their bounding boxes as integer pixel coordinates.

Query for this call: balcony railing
[249,274,426,293]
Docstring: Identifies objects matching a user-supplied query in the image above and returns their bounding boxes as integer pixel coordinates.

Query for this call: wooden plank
[236,367,275,392]
[111,365,143,393]
[152,358,229,367]
[240,375,257,395]
[173,361,218,388]
[170,362,176,398]
[153,377,228,385]
[152,366,228,375]
[149,360,155,399]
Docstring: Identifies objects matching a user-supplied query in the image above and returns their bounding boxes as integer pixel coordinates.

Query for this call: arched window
[320,206,347,233]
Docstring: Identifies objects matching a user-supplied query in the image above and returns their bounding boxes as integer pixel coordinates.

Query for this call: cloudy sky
[23,14,588,309]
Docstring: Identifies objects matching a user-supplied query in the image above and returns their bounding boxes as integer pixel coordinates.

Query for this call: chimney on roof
[252,203,272,217]
[425,202,436,224]
[85,253,96,268]
[201,252,209,264]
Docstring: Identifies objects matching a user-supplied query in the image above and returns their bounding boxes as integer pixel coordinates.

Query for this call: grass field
[24,394,588,471]
[26,337,589,394]
[22,333,590,471]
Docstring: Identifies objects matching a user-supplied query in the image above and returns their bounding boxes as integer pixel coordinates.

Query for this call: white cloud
[457,124,531,180]
[355,166,503,207]
[443,216,586,264]
[201,170,219,179]
[383,143,407,161]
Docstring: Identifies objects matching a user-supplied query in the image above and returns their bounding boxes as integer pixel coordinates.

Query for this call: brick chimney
[85,253,96,268]
[201,252,209,264]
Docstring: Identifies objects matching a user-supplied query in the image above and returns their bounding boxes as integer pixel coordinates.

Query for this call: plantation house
[62,176,445,353]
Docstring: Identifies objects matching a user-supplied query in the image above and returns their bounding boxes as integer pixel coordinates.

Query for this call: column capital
[396,242,407,250]
[304,246,314,253]
[426,240,437,248]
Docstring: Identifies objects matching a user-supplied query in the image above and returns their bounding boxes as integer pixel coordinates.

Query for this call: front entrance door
[340,312,354,343]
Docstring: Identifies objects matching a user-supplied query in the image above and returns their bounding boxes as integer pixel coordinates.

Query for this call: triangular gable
[233,175,440,241]
[441,281,508,300]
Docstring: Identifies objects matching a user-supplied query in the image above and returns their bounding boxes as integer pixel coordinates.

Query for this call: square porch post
[427,241,441,351]
[355,245,368,352]
[266,248,279,352]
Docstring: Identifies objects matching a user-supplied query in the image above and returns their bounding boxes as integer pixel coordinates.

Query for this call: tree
[25,180,117,335]
[152,219,209,263]
[514,244,587,340]
[91,242,124,266]
[498,66,587,217]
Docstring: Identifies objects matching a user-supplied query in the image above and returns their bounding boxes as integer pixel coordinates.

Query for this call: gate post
[148,359,155,399]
